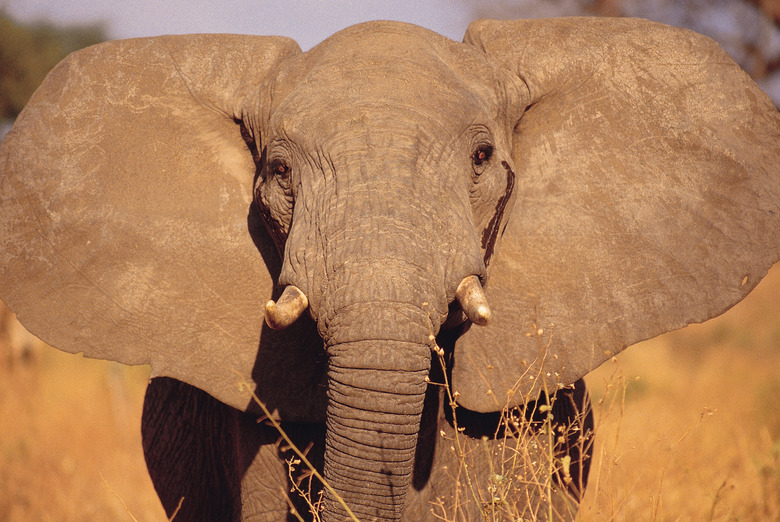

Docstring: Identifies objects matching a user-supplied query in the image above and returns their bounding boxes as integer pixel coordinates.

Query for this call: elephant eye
[472,145,493,167]
[266,158,293,192]
[472,144,494,178]
[272,161,290,177]
[268,159,292,185]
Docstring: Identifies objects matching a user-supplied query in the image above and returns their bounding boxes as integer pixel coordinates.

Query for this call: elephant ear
[453,17,780,412]
[0,35,327,420]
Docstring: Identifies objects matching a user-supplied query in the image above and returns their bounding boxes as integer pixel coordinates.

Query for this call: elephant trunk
[274,158,486,518]
[320,304,433,520]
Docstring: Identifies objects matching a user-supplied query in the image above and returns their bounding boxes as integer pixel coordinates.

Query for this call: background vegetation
[0,12,105,125]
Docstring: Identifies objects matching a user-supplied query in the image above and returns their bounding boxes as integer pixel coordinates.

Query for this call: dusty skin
[1,17,779,520]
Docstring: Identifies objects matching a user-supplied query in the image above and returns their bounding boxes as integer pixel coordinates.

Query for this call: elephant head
[1,18,779,520]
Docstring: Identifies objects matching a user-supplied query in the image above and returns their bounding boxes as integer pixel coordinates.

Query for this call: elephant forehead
[275,98,476,149]
[298,59,484,109]
[273,64,492,144]
[271,22,499,124]
[309,20,474,73]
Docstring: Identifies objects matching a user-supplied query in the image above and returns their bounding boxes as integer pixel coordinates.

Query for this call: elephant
[1,16,780,521]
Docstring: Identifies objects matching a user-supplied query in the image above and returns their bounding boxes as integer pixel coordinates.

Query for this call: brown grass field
[0,264,778,521]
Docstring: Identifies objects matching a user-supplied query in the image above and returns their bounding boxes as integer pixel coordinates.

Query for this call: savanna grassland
[0,318,166,521]
[0,265,778,521]
[580,264,780,521]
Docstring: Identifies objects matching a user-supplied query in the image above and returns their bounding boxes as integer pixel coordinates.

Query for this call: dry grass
[0,322,166,521]
[0,264,778,520]
[580,264,780,520]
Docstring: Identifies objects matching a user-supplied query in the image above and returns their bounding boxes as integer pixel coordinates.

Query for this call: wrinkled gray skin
[1,17,780,521]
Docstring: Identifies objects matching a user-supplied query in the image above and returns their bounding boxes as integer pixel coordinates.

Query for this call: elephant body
[142,375,591,521]
[1,17,779,521]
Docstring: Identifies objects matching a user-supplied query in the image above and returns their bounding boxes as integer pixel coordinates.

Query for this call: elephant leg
[142,377,244,519]
[404,369,593,521]
[142,377,323,521]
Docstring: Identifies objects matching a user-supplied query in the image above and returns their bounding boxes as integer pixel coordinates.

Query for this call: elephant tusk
[265,285,309,330]
[455,275,492,326]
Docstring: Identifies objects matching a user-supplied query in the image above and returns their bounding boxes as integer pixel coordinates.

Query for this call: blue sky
[2,1,482,50]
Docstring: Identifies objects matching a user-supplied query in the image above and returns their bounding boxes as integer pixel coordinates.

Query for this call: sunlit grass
[580,264,780,520]
[0,325,165,521]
